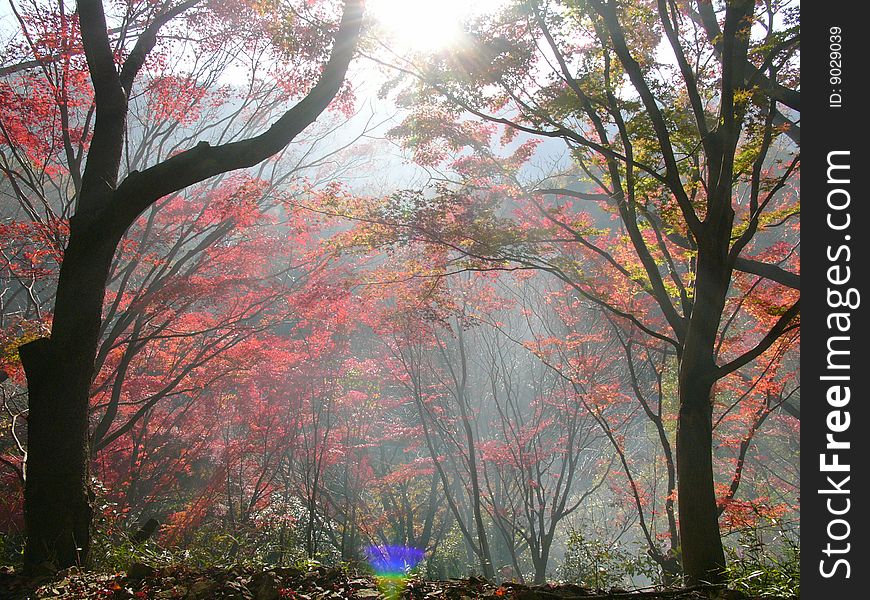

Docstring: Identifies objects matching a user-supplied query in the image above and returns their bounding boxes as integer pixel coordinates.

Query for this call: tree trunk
[676,373,724,585]
[532,539,552,585]
[20,229,119,569]
[675,247,731,585]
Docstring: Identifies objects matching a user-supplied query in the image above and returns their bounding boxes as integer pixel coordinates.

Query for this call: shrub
[559,530,660,590]
[724,520,799,599]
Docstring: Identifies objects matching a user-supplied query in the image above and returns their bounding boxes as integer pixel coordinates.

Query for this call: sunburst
[368,0,505,53]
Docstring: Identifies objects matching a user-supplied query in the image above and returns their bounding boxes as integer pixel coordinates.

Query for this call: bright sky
[368,0,506,53]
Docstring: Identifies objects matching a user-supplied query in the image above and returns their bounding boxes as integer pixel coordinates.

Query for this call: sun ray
[369,0,505,53]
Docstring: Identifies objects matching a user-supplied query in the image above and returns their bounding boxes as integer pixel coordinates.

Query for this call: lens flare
[365,545,425,599]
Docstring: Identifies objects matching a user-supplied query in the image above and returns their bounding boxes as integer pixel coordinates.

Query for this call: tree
[514,283,684,581]
[4,0,365,569]
[384,306,498,579]
[364,0,799,583]
[354,257,612,582]
[475,306,610,584]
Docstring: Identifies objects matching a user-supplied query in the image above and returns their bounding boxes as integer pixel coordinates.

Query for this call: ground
[0,565,791,600]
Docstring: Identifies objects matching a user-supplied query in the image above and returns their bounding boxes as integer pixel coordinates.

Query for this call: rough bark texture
[20,230,119,569]
[675,369,724,585]
[673,203,737,585]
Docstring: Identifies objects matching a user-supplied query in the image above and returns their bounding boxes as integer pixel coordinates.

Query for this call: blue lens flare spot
[365,545,425,599]
[365,544,425,575]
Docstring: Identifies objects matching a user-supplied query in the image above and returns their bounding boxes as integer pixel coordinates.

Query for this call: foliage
[89,480,317,571]
[1,0,800,584]
[364,0,800,583]
[724,520,799,599]
[559,529,661,591]
[0,530,24,568]
[420,525,475,580]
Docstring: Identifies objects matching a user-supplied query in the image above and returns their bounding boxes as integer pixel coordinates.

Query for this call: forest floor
[0,564,793,600]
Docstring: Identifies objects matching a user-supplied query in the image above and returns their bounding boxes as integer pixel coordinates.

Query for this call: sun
[369,0,504,53]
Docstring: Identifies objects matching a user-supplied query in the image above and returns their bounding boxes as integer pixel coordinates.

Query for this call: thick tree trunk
[20,229,119,570]
[676,371,724,585]
[675,246,731,585]
[532,540,552,585]
[19,338,93,570]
